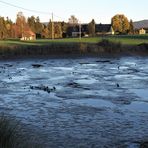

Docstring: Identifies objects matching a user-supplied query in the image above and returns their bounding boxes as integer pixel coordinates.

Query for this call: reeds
[0,114,40,148]
[0,114,23,148]
[0,40,147,59]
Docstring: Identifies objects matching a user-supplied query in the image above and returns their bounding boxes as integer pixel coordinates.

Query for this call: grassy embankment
[0,114,42,148]
[0,35,148,58]
[0,115,23,148]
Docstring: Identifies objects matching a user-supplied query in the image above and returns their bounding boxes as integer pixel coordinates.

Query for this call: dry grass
[0,114,23,148]
[0,114,41,148]
[0,39,148,59]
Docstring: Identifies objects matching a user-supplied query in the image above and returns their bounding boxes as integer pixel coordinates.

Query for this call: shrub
[97,39,122,53]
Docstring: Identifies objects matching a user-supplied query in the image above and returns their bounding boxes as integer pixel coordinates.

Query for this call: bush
[97,39,122,53]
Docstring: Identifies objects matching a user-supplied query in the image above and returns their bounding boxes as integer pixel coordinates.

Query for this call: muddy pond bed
[0,57,148,148]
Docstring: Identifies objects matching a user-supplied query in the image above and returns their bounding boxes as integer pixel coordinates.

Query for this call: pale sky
[0,0,148,23]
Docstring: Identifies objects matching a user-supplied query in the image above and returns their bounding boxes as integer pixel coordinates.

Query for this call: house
[21,30,36,40]
[95,24,114,35]
[133,20,148,34]
[81,24,89,37]
[12,24,36,40]
[67,25,81,37]
[66,23,114,37]
[138,28,146,35]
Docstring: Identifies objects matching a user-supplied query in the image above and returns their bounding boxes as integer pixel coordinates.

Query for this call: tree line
[0,13,135,40]
[0,12,65,39]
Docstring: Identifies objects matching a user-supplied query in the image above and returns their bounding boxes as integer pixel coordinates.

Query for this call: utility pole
[52,12,54,40]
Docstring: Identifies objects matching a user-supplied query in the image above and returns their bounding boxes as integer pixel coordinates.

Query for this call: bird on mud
[116,83,120,88]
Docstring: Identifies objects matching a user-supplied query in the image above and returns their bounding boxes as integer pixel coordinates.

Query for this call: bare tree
[68,15,79,26]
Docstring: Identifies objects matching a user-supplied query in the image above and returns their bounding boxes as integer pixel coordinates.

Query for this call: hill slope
[134,20,148,29]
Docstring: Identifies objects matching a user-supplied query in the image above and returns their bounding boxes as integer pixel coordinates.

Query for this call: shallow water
[0,57,148,147]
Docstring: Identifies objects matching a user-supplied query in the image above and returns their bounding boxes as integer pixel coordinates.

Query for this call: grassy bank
[0,36,148,59]
[0,114,41,148]
[0,114,26,148]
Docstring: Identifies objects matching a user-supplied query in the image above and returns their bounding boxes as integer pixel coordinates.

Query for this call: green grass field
[0,37,101,46]
[0,35,148,46]
[106,35,148,45]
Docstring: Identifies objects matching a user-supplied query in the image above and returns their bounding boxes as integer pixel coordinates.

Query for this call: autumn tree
[0,17,12,39]
[54,22,62,38]
[0,17,7,39]
[16,12,27,37]
[88,19,96,37]
[41,24,49,38]
[111,14,130,34]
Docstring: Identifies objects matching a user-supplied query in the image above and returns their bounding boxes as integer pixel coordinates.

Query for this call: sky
[0,0,148,23]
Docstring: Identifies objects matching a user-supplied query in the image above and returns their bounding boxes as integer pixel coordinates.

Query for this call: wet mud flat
[0,57,148,147]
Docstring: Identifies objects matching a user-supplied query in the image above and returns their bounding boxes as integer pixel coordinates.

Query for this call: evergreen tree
[61,21,68,37]
[129,19,134,34]
[47,19,52,38]
[27,16,36,33]
[88,19,95,37]
[5,17,13,38]
[35,16,43,34]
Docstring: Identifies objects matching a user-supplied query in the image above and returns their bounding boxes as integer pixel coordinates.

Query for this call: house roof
[67,24,88,33]
[81,24,89,32]
[133,20,148,29]
[95,24,112,32]
[67,23,113,34]
[23,30,35,36]
[12,24,35,36]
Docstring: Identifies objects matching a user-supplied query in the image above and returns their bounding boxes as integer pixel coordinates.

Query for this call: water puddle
[65,98,115,108]
[75,78,97,85]
[53,67,73,71]
[124,101,148,113]
[131,89,148,99]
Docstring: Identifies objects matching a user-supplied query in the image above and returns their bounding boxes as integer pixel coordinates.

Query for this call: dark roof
[95,24,112,32]
[81,24,89,32]
[67,24,112,34]
[67,24,88,33]
[67,26,79,32]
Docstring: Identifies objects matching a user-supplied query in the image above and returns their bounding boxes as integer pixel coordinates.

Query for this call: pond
[0,57,148,147]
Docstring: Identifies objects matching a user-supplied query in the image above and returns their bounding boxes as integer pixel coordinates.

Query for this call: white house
[139,28,146,35]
